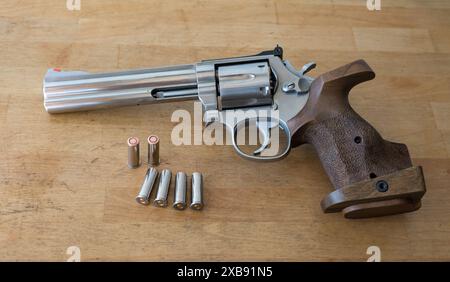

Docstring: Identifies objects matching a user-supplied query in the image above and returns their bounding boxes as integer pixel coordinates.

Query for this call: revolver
[43,46,426,218]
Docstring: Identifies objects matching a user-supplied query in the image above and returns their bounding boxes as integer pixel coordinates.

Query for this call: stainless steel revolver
[43,46,313,161]
[43,46,426,218]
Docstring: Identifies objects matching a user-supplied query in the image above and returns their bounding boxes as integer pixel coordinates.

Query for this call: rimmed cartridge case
[173,172,187,210]
[127,137,140,168]
[154,169,171,207]
[136,167,158,205]
[147,135,160,166]
[190,172,204,210]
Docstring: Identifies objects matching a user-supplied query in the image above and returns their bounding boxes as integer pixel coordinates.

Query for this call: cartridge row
[136,169,204,210]
[127,135,160,168]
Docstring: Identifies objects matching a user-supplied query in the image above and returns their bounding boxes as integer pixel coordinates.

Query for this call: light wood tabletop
[0,0,449,261]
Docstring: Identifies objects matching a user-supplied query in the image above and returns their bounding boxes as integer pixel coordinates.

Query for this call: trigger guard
[231,119,292,161]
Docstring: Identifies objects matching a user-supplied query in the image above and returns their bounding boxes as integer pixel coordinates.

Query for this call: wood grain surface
[0,0,449,261]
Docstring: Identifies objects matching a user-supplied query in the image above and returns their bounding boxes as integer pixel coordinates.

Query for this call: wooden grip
[287,60,426,218]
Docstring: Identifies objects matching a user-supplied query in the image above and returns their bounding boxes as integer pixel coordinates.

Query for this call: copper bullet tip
[147,135,159,145]
[127,137,140,147]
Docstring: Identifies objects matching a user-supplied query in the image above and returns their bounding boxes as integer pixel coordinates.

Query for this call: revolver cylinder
[217,62,272,110]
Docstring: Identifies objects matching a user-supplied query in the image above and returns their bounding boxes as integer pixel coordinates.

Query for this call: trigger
[253,121,271,155]
[203,110,221,128]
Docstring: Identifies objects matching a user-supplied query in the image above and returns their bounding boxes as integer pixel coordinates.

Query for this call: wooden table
[0,0,449,261]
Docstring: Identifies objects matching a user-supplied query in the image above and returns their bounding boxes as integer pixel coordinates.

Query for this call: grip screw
[376,180,389,192]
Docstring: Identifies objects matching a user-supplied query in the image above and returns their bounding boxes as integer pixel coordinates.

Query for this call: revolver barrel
[42,48,283,114]
[43,64,198,113]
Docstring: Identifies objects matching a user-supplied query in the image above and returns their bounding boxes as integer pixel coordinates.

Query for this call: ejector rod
[43,64,199,113]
